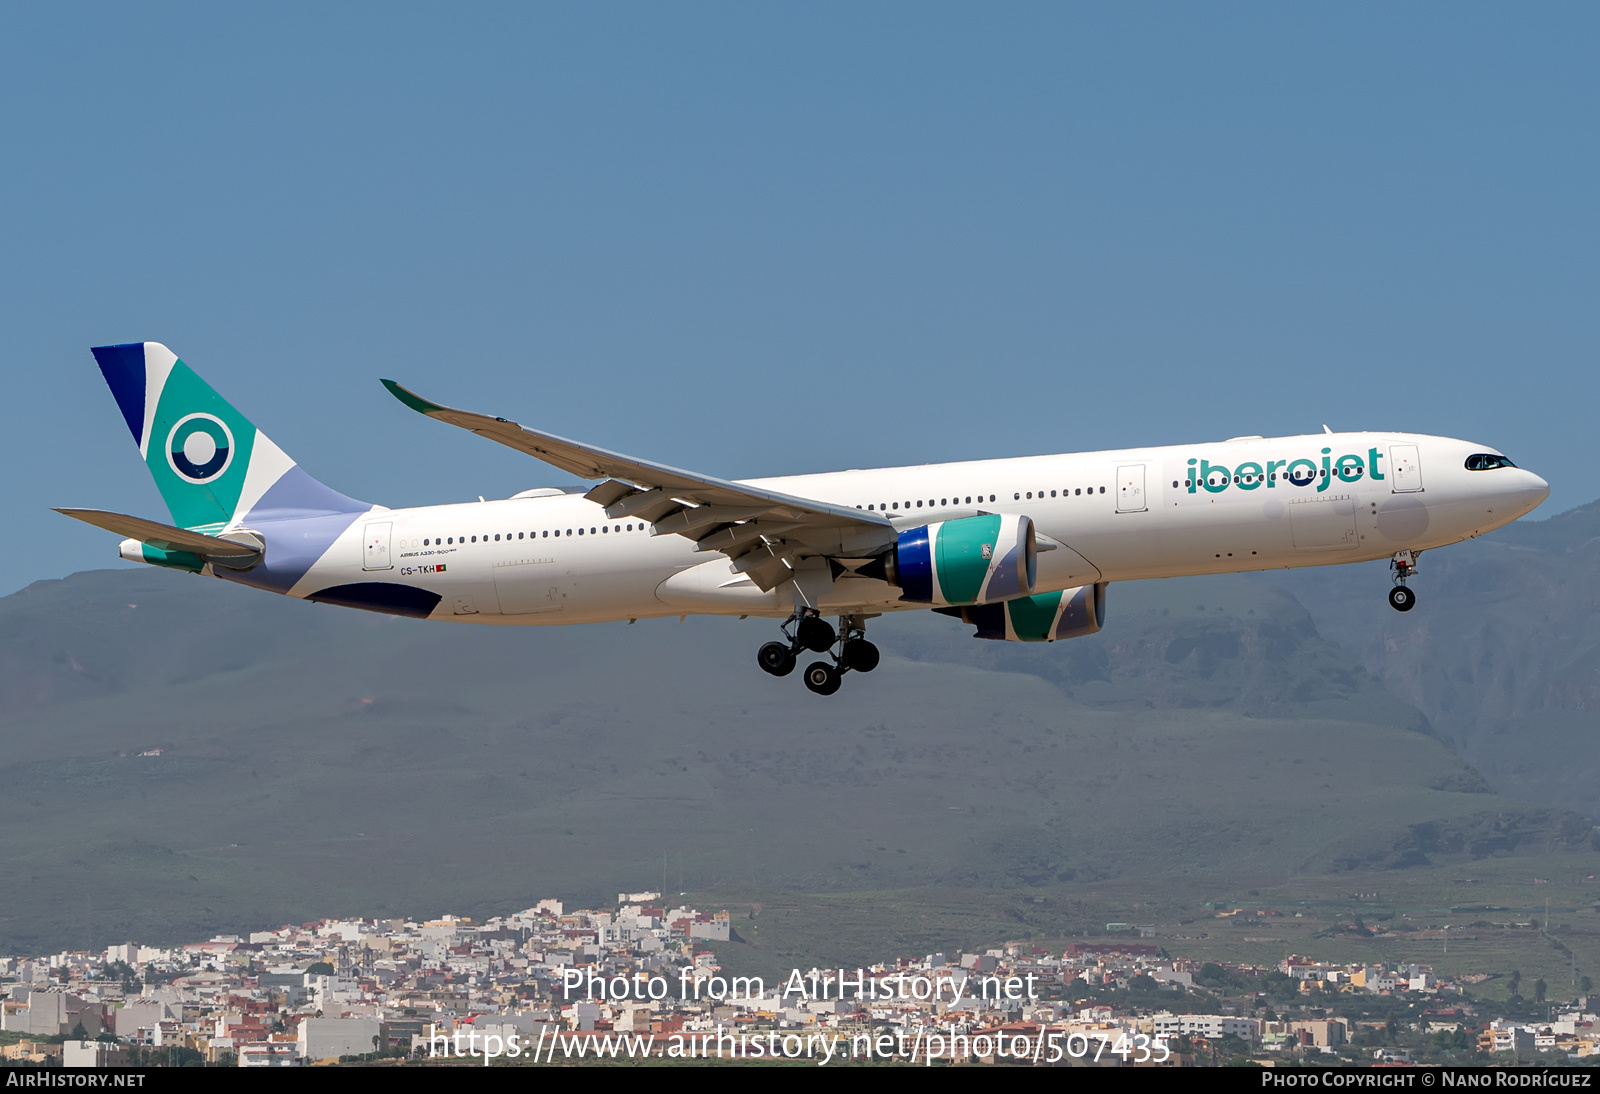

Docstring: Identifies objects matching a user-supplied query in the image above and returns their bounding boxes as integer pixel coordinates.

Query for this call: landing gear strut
[756,610,879,694]
[1388,551,1418,612]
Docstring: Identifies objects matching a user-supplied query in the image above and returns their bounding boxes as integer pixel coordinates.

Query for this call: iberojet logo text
[1186,448,1385,495]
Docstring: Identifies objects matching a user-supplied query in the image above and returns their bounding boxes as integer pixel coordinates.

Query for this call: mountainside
[1276,498,1600,819]
[2,527,1594,955]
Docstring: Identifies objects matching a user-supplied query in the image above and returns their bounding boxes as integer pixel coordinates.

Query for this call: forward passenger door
[1389,445,1424,493]
[1116,464,1147,513]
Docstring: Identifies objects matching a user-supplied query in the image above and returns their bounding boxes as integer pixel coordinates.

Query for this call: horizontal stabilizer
[53,508,261,557]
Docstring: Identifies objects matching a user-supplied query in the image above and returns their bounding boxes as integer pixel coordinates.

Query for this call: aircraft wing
[382,380,895,590]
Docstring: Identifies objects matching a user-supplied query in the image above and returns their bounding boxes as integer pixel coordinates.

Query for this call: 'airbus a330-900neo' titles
[59,343,1550,696]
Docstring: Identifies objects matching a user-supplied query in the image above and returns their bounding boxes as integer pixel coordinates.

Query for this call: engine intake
[860,513,1036,606]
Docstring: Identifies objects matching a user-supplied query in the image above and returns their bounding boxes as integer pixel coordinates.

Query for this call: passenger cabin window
[1465,453,1517,470]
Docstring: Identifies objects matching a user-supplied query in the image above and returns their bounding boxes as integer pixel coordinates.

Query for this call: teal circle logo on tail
[166,413,234,483]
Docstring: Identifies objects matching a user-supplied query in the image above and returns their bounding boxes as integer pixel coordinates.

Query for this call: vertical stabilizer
[91,342,366,532]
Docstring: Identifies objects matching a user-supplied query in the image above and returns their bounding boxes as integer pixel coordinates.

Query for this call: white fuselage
[274,431,1549,625]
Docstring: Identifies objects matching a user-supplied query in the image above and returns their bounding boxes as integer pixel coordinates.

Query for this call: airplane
[58,342,1551,696]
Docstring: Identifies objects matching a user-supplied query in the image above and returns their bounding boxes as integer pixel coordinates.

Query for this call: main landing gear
[757,610,879,696]
[1388,550,1418,612]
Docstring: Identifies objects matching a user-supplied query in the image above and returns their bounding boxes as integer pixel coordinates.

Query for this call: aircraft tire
[1388,586,1416,612]
[803,661,842,696]
[797,616,836,653]
[841,638,880,673]
[758,641,797,676]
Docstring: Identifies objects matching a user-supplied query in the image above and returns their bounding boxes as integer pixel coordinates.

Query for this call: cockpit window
[1464,453,1517,470]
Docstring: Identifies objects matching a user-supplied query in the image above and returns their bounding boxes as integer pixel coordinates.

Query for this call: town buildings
[1,901,1594,1065]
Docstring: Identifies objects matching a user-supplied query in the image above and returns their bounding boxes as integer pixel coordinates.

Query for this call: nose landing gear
[757,610,879,694]
[1388,551,1419,612]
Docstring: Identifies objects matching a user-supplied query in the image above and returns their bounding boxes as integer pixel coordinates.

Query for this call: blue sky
[5,3,1596,595]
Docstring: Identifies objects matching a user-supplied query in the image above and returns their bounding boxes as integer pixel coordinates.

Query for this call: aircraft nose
[1521,471,1551,511]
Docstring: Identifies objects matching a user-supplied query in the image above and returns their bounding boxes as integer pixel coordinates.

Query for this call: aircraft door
[1389,444,1424,493]
[1116,464,1147,512]
[1289,495,1357,550]
[494,559,563,614]
[362,521,393,570]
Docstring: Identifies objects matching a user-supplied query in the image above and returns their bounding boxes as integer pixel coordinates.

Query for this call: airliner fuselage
[217,431,1546,624]
[67,343,1550,696]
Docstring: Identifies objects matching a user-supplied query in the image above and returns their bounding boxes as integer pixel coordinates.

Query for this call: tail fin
[91,342,366,531]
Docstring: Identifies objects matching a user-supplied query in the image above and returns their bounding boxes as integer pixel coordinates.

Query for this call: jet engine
[937,582,1107,642]
[858,513,1036,606]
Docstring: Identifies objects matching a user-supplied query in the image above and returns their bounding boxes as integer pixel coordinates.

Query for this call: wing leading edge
[381,380,895,591]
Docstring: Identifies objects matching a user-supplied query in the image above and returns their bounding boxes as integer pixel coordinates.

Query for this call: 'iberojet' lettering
[1187,448,1385,495]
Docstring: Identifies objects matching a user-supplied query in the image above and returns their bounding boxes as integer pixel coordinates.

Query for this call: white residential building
[1152,1013,1261,1042]
[297,1017,383,1061]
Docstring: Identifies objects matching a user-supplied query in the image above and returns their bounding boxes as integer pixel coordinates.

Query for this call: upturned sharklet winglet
[53,508,261,557]
[380,379,446,416]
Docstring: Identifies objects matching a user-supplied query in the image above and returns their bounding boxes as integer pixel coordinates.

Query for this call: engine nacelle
[864,513,1036,606]
[937,582,1107,642]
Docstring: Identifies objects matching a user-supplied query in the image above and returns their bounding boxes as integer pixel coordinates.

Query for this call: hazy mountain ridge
[1,519,1594,955]
[1275,498,1600,818]
[899,577,1433,731]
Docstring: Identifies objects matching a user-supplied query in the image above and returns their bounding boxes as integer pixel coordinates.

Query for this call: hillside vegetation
[0,502,1595,956]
